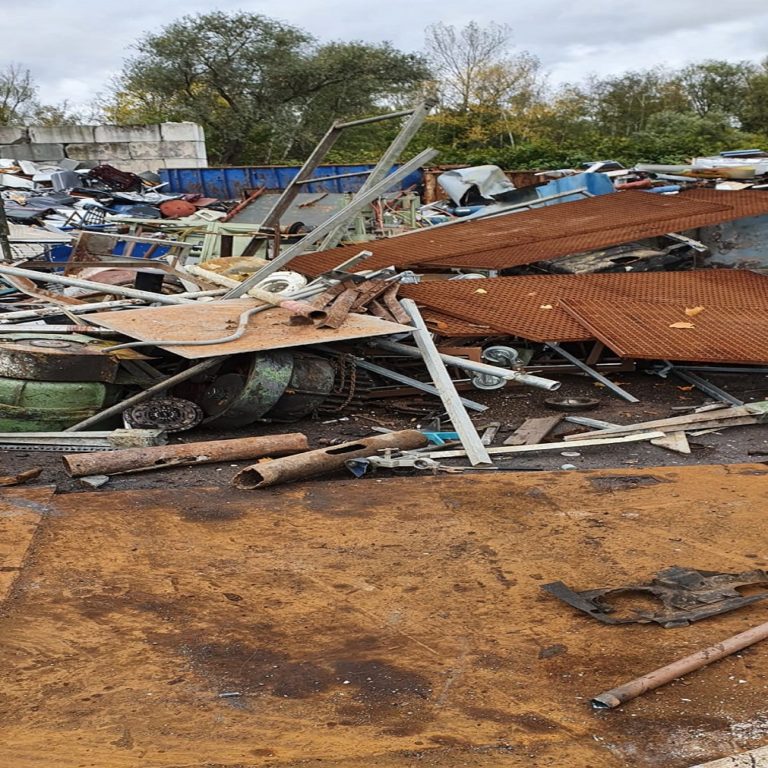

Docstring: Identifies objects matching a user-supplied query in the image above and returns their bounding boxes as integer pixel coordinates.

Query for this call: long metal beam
[223,148,438,299]
[401,298,491,465]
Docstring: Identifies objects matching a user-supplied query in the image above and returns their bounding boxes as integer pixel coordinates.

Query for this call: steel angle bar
[657,362,743,406]
[400,298,491,465]
[223,148,439,299]
[546,343,639,403]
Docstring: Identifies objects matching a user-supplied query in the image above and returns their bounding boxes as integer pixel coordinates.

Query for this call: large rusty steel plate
[402,270,768,343]
[2,466,768,766]
[87,299,411,359]
[561,298,768,364]
[291,190,768,274]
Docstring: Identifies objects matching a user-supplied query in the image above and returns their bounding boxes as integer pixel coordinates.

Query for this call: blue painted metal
[158,164,423,198]
[534,172,615,205]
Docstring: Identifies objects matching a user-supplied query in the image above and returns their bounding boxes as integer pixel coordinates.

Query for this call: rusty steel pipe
[233,429,428,489]
[62,434,309,477]
[591,619,768,710]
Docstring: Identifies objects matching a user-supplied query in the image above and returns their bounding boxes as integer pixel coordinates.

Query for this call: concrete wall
[0,123,207,173]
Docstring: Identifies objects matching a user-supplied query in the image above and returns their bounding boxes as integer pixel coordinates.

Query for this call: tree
[0,64,36,124]
[105,11,429,164]
[679,60,753,120]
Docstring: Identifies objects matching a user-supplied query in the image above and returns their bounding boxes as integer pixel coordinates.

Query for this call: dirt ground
[1,369,766,493]
[2,465,768,768]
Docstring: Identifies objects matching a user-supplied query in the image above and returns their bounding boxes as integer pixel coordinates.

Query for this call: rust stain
[1,468,768,766]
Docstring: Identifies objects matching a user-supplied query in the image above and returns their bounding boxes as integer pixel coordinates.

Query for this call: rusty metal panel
[560,298,768,364]
[87,300,411,359]
[2,467,768,766]
[402,270,768,343]
[291,190,768,275]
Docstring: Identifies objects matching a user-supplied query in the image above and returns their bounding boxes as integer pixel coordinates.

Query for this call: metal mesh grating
[291,190,768,275]
[560,298,768,364]
[401,270,768,343]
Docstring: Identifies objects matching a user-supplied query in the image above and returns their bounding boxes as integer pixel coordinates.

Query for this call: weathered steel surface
[290,189,768,274]
[2,466,768,766]
[62,433,310,477]
[87,299,411,359]
[0,334,119,382]
[402,270,768,343]
[0,486,54,602]
[561,298,768,364]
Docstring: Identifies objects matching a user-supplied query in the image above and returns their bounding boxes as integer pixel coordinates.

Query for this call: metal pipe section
[591,619,768,710]
[233,429,428,489]
[0,299,143,322]
[371,339,560,391]
[0,264,196,305]
[63,434,310,477]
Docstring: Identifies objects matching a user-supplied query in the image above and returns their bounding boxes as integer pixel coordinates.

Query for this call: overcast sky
[3,0,768,109]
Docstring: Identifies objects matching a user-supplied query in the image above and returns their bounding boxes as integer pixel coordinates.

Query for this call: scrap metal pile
[2,103,768,486]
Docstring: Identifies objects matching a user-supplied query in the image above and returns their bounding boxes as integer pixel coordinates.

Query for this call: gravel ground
[2,368,767,493]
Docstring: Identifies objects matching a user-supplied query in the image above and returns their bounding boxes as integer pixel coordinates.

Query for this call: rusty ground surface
[290,189,768,274]
[2,466,768,767]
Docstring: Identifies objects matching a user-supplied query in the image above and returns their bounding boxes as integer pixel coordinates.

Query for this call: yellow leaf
[475,288,488,294]
[669,322,695,329]
[540,304,553,310]
[685,306,705,317]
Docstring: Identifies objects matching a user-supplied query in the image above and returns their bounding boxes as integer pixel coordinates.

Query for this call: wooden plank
[650,431,691,454]
[87,299,412,359]
[504,415,563,445]
[424,430,665,458]
[564,403,767,442]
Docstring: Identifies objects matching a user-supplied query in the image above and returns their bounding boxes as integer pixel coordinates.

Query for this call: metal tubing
[546,343,639,403]
[401,299,491,466]
[0,299,142,322]
[0,264,195,306]
[334,355,488,412]
[371,339,560,391]
[223,148,439,299]
[591,619,768,710]
[335,109,416,128]
[233,429,428,489]
[0,201,13,261]
[65,358,223,432]
[63,434,310,477]
[665,366,743,406]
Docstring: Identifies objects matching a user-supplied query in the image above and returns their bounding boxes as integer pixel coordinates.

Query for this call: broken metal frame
[545,342,639,403]
[241,101,434,256]
[224,148,439,299]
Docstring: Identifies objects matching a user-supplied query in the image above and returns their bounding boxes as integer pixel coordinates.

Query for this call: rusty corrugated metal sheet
[401,270,768,343]
[561,298,768,364]
[291,190,768,275]
[421,309,495,337]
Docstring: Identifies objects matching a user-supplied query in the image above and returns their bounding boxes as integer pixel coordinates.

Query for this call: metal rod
[224,148,439,299]
[316,350,487,412]
[591,619,768,710]
[320,99,435,249]
[400,298,491,466]
[546,343,639,403]
[371,338,560,391]
[0,200,13,262]
[294,170,373,185]
[0,264,196,305]
[0,299,143,322]
[65,358,223,432]
[335,109,416,128]
[663,365,743,406]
